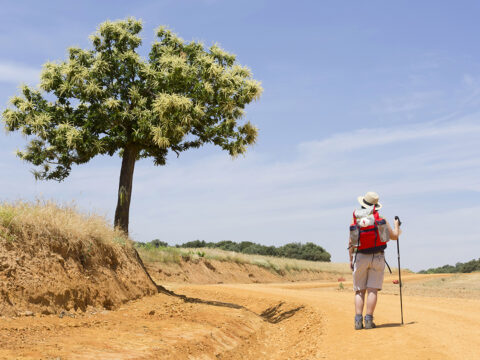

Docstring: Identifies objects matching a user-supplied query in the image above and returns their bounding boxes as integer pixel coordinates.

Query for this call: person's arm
[348,238,354,270]
[386,219,401,240]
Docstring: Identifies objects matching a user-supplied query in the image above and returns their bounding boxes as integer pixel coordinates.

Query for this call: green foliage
[278,242,330,262]
[136,239,168,248]
[2,17,262,180]
[418,258,480,274]
[176,240,331,262]
[135,244,182,264]
[0,205,16,228]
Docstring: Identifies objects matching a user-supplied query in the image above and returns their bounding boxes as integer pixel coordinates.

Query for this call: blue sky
[1,1,479,271]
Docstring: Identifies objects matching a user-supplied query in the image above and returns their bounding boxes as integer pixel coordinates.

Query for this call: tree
[149,239,168,248]
[2,18,262,234]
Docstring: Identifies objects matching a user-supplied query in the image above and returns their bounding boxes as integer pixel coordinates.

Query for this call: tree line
[418,258,480,274]
[136,239,331,262]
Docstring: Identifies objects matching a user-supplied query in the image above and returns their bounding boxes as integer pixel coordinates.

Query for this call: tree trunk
[114,145,138,234]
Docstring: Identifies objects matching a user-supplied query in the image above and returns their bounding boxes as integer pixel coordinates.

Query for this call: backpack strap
[385,259,392,274]
[350,211,358,270]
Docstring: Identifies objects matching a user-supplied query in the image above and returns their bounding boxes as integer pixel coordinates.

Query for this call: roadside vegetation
[418,258,480,274]
[137,239,331,262]
[0,200,129,247]
[135,242,347,276]
[382,272,480,299]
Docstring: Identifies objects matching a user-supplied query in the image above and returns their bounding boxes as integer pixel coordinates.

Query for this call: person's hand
[350,261,354,271]
[394,216,402,227]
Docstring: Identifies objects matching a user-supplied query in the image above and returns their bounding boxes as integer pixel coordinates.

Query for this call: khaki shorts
[353,252,385,291]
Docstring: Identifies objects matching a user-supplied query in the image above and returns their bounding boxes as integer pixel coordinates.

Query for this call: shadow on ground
[157,284,304,324]
[376,321,417,328]
[135,248,305,324]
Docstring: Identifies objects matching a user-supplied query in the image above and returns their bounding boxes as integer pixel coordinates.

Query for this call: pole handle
[395,215,402,226]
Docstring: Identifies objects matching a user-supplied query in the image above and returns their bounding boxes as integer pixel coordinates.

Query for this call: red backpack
[349,206,389,252]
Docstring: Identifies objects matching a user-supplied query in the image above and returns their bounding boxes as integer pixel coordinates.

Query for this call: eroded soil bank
[0,230,157,317]
[144,257,346,285]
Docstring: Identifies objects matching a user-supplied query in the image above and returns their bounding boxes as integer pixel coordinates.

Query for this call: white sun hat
[357,191,382,209]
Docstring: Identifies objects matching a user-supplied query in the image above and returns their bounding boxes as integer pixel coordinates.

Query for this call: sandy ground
[1,273,479,359]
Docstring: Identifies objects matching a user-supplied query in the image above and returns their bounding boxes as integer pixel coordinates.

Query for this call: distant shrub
[177,240,208,248]
[418,258,480,274]
[175,239,331,262]
[136,239,168,248]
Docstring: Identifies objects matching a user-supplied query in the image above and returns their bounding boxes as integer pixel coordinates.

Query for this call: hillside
[136,245,350,284]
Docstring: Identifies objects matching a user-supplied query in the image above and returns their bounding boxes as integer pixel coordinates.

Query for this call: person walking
[349,191,401,330]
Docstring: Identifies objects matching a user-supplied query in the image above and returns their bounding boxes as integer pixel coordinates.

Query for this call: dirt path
[1,274,479,359]
[173,273,480,360]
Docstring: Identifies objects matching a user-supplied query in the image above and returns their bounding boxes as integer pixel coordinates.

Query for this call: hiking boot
[364,318,376,329]
[355,318,363,330]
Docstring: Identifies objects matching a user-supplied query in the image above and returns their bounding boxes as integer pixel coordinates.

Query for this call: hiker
[348,191,401,330]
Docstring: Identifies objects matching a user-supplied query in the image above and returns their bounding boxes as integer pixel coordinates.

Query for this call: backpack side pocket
[376,219,389,243]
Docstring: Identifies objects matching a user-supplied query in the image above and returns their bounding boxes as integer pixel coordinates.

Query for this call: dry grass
[382,272,480,299]
[0,200,129,247]
[199,248,351,274]
[138,246,351,275]
[136,246,183,264]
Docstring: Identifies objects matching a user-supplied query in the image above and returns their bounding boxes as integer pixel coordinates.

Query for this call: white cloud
[372,91,441,114]
[0,61,40,85]
[299,116,480,155]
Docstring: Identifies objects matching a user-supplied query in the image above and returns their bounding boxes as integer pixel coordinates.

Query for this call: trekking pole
[395,216,404,325]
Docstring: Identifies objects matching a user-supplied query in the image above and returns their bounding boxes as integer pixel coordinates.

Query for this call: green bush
[174,239,331,262]
[418,258,480,274]
[136,239,168,248]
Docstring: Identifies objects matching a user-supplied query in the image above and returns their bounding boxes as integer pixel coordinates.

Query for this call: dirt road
[1,273,479,359]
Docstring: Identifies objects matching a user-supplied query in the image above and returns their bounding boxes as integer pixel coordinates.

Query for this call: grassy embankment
[0,200,157,315]
[136,245,351,276]
[0,200,129,247]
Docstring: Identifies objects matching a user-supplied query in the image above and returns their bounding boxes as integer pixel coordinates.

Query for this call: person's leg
[364,287,379,329]
[354,290,365,329]
[355,290,366,315]
[364,253,386,329]
[366,288,378,315]
[352,253,368,329]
